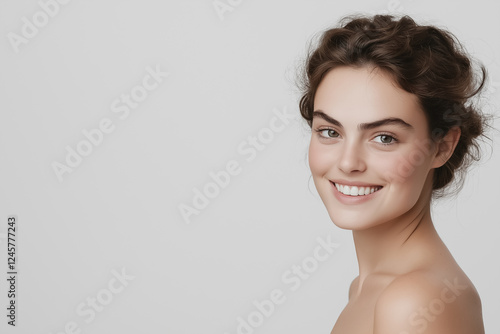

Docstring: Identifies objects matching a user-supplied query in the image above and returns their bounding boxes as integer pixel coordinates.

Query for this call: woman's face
[309,66,440,230]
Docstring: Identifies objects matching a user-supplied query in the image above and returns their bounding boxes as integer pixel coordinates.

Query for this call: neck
[352,191,444,289]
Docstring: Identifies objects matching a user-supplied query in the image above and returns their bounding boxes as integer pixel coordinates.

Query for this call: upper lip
[330,179,382,187]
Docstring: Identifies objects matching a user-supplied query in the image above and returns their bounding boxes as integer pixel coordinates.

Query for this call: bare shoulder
[348,275,359,300]
[373,270,484,334]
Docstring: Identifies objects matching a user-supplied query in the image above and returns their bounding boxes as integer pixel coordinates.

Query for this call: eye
[316,128,340,139]
[373,134,397,145]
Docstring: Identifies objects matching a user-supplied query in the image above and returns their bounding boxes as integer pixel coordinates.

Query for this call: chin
[325,208,384,231]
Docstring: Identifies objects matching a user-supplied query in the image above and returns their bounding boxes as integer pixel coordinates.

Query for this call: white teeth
[334,182,381,196]
[343,185,351,194]
[350,186,358,196]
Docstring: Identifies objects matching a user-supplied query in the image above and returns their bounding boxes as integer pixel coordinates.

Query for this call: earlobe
[431,127,461,168]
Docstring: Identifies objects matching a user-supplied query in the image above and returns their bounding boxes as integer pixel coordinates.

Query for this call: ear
[431,127,461,169]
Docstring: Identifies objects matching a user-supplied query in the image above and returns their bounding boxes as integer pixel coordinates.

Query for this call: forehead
[313,66,424,125]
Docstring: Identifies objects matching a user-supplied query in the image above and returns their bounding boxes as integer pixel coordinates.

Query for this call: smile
[332,182,383,196]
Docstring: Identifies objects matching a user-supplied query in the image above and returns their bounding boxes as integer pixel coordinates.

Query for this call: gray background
[0,0,499,333]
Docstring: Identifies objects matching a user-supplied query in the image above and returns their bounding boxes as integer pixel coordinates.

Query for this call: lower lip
[331,182,382,205]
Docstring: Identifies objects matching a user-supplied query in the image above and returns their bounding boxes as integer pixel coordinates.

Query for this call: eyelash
[373,133,398,145]
[314,128,399,145]
[314,128,339,139]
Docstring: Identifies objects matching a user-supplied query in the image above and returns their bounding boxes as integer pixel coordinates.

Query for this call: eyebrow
[312,110,414,131]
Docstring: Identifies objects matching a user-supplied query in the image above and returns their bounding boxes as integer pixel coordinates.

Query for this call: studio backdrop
[0,1,499,333]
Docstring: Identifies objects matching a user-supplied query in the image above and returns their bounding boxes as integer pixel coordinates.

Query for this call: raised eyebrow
[312,110,413,131]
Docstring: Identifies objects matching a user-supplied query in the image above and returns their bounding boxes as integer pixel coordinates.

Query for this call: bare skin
[308,66,484,334]
[330,196,484,334]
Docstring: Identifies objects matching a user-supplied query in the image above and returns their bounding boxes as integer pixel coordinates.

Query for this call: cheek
[308,141,335,176]
[378,146,433,192]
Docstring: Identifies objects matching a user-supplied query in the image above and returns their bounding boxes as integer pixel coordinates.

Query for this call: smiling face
[309,66,443,230]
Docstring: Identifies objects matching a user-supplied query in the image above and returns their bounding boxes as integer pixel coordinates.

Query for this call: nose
[338,141,367,174]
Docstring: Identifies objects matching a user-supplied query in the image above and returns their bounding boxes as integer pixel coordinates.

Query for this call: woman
[298,14,489,333]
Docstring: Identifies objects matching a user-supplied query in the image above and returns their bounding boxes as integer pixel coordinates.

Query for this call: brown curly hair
[299,14,490,194]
